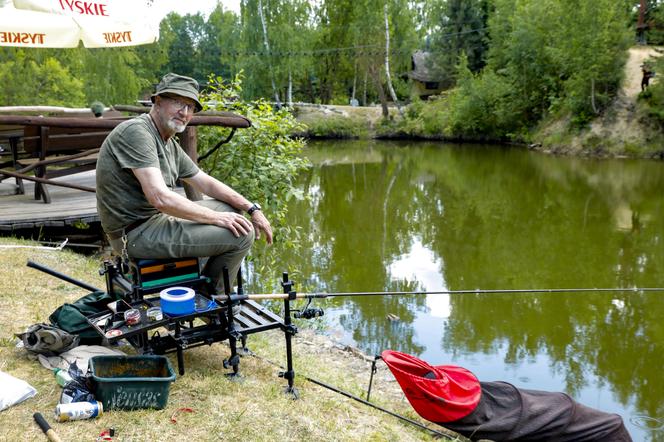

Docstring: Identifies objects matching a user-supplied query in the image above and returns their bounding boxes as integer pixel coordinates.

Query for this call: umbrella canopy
[0,0,159,48]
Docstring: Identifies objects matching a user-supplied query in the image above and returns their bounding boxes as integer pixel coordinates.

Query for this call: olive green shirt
[96,114,199,232]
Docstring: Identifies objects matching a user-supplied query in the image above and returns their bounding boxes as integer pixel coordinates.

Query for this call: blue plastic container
[159,286,195,316]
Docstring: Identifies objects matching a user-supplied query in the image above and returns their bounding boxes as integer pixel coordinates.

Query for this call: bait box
[89,355,176,410]
[159,287,195,316]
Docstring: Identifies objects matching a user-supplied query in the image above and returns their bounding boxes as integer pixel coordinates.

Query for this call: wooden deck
[0,170,99,230]
[0,170,192,232]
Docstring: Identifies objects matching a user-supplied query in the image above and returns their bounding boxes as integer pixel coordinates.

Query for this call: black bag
[49,291,114,345]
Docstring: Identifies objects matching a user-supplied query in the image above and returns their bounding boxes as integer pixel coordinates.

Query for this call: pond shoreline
[293,104,664,160]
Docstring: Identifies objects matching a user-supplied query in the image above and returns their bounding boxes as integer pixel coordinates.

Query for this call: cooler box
[89,355,176,410]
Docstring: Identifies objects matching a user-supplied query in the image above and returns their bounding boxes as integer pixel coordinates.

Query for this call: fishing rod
[230,286,664,302]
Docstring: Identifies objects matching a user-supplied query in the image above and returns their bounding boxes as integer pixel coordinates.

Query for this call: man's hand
[212,212,254,238]
[250,211,273,245]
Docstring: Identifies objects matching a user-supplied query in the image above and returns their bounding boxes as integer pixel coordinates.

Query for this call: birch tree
[384,4,403,116]
[257,0,281,106]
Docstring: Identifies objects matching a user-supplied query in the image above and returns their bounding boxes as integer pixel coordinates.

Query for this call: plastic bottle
[53,368,73,387]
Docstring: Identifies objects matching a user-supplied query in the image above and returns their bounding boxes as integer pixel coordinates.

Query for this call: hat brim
[151,89,203,112]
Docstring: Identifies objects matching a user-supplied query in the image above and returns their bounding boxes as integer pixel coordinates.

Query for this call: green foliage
[161,13,202,79]
[0,49,85,106]
[0,0,636,141]
[388,56,515,140]
[0,45,153,107]
[427,0,489,83]
[401,0,631,140]
[435,56,514,138]
[636,56,664,130]
[200,5,241,81]
[74,48,150,106]
[197,73,310,271]
[637,0,664,45]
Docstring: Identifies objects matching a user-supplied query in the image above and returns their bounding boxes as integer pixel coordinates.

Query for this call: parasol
[0,0,159,48]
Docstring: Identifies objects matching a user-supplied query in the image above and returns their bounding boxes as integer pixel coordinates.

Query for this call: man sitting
[96,73,272,292]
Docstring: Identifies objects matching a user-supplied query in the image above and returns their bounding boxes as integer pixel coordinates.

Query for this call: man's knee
[207,224,255,254]
[238,227,256,252]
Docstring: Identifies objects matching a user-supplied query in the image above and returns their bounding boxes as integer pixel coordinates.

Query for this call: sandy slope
[587,46,662,143]
[622,46,661,98]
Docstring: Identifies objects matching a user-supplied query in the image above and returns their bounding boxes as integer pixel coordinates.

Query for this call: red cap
[381,350,481,422]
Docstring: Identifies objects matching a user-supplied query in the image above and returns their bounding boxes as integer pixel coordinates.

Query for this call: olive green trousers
[109,200,254,291]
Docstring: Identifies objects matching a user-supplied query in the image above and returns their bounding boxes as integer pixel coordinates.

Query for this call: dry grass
[0,237,466,442]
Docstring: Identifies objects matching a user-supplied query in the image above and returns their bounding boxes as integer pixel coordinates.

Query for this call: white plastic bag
[0,371,37,411]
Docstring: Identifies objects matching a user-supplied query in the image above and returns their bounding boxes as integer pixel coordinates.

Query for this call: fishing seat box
[129,257,201,290]
[89,355,176,410]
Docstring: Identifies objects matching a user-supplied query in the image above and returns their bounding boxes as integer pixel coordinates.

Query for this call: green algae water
[257,140,663,441]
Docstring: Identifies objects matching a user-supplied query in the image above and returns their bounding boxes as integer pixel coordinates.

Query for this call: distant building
[405,51,446,100]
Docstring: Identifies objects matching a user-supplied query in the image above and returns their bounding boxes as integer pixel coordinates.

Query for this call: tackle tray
[87,295,285,344]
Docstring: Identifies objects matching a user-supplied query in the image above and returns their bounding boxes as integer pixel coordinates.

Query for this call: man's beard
[166,119,187,133]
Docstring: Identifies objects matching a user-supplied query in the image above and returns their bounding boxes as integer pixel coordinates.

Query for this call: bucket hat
[151,73,203,112]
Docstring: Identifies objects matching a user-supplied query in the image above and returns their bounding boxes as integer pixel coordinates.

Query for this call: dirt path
[623,46,662,98]
[588,46,662,142]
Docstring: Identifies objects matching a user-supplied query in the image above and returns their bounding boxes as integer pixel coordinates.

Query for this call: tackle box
[130,257,201,289]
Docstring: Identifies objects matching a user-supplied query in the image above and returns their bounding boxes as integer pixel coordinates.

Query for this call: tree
[198,5,242,82]
[132,21,176,92]
[0,49,85,106]
[427,0,489,86]
[74,48,149,106]
[161,13,205,80]
[237,0,274,99]
[312,0,366,104]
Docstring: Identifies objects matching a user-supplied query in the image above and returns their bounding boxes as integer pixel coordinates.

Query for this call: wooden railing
[0,113,251,203]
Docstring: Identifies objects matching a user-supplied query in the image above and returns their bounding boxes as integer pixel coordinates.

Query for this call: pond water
[258,139,664,441]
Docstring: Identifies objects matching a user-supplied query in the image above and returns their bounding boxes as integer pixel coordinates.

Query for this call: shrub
[197,73,310,275]
[300,114,369,139]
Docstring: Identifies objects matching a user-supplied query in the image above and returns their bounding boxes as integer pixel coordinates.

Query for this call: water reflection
[258,140,664,440]
[388,238,450,318]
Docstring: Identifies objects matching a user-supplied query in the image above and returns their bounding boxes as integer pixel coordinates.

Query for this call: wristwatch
[247,202,261,215]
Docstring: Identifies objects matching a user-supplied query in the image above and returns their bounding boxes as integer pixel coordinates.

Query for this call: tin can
[55,401,103,422]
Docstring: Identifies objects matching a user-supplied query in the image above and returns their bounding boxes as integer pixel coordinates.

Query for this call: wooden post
[36,126,51,203]
[180,126,202,201]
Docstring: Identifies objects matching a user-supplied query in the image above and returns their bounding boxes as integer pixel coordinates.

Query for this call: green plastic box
[89,355,176,410]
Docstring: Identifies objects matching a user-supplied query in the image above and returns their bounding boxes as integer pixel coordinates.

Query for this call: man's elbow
[145,190,171,211]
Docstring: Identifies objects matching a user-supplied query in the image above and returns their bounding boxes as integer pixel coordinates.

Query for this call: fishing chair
[29,257,301,395]
[99,255,278,377]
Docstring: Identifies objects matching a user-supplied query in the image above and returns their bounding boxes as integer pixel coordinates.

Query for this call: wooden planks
[0,170,187,231]
[0,170,98,230]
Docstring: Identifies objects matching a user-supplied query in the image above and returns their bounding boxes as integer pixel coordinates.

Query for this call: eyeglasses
[163,96,196,113]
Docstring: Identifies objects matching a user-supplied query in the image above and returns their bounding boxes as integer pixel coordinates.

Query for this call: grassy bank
[294,100,664,159]
[0,237,468,442]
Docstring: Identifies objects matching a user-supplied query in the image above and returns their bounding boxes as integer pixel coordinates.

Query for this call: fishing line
[0,239,68,251]
[247,350,457,440]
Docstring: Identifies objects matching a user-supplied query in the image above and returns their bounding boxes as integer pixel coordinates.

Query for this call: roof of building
[408,50,444,82]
